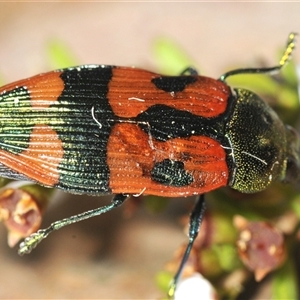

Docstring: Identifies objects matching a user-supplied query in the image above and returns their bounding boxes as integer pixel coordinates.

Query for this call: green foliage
[272,261,298,300]
[46,39,78,69]
[152,37,197,75]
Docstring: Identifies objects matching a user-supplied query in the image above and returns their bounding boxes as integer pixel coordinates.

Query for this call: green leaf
[46,39,78,69]
[0,178,12,188]
[226,74,279,96]
[0,74,6,86]
[213,244,241,272]
[144,195,169,213]
[152,37,198,75]
[290,194,300,219]
[272,260,298,300]
[155,271,173,293]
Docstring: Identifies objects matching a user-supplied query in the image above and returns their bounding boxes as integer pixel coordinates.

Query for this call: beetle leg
[18,193,128,255]
[180,67,199,76]
[168,194,206,298]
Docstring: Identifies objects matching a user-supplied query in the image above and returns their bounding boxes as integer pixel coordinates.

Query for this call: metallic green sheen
[226,88,287,193]
[0,66,115,195]
[0,86,47,153]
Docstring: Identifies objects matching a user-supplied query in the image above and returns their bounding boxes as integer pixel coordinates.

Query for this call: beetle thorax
[226,88,287,193]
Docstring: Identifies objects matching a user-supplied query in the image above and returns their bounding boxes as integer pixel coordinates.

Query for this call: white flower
[174,273,217,300]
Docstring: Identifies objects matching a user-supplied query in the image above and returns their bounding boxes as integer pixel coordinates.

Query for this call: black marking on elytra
[53,66,116,195]
[136,104,222,142]
[151,159,194,187]
[135,102,237,182]
[152,75,197,93]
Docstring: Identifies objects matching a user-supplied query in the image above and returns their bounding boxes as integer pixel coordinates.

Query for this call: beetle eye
[261,112,274,126]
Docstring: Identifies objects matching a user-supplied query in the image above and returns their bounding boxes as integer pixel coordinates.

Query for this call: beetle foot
[18,229,49,255]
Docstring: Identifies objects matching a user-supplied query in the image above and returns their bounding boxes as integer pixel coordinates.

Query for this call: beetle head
[227,89,290,193]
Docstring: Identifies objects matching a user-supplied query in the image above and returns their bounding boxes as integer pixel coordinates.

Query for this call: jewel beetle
[0,33,298,297]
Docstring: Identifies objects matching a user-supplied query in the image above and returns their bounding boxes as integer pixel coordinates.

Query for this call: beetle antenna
[168,194,206,299]
[219,32,297,82]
